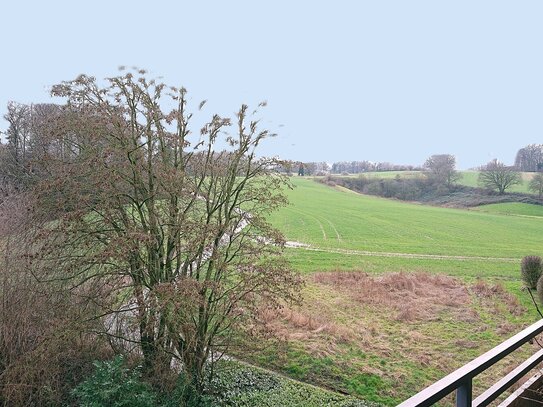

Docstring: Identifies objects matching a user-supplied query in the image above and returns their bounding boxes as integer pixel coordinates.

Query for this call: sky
[1,1,542,169]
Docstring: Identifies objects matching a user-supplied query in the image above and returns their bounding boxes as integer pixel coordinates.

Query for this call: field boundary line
[287,244,519,263]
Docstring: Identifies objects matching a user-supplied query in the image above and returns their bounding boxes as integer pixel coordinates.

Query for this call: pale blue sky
[1,1,542,169]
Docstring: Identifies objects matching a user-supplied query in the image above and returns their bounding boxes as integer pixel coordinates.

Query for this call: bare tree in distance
[529,173,543,198]
[19,68,301,401]
[515,144,543,172]
[4,102,30,163]
[478,159,522,194]
[423,154,461,189]
[1,102,62,192]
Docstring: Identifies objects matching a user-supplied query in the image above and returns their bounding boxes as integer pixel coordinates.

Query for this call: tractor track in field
[323,217,342,242]
[284,242,519,263]
[284,207,328,240]
[284,207,343,243]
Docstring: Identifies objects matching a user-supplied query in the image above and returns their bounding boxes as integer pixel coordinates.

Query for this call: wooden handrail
[397,318,543,407]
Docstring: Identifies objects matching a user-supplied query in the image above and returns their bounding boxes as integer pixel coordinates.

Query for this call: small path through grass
[286,243,519,263]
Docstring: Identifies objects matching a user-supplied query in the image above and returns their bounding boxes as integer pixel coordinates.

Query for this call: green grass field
[253,177,543,405]
[270,178,543,260]
[472,202,543,217]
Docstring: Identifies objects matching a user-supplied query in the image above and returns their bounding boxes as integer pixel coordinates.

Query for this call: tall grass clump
[521,255,542,290]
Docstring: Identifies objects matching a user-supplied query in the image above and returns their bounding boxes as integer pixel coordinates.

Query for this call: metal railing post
[456,379,472,407]
[397,319,543,407]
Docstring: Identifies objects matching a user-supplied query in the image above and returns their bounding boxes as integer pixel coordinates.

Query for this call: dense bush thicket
[321,175,543,207]
[520,255,543,312]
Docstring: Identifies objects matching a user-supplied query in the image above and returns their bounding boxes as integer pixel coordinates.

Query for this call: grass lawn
[269,178,543,259]
[250,177,543,406]
[472,202,543,218]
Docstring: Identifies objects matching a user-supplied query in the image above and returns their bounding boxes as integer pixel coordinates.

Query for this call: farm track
[286,243,519,263]
[323,217,342,242]
[284,207,328,240]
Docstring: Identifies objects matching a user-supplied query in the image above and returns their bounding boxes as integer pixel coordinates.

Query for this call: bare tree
[423,154,461,189]
[21,69,301,401]
[1,102,62,192]
[529,173,543,198]
[4,102,30,163]
[478,159,522,194]
[514,144,543,172]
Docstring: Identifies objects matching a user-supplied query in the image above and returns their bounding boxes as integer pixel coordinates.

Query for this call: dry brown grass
[471,279,525,316]
[247,271,531,405]
[258,305,353,357]
[313,271,470,322]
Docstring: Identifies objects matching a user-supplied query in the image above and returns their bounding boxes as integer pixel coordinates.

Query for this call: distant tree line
[321,153,543,202]
[330,161,421,174]
[0,102,63,198]
[515,144,543,172]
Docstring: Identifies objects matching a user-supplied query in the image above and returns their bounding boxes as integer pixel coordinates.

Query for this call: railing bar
[397,319,543,407]
[457,380,472,407]
[473,348,543,407]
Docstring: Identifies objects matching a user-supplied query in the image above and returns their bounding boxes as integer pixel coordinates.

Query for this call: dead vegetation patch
[312,272,525,323]
[471,280,525,316]
[248,271,531,403]
[313,271,471,322]
[257,305,353,356]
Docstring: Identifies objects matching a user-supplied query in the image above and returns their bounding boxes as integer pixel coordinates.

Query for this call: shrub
[537,275,543,306]
[72,356,157,407]
[0,237,111,406]
[521,256,542,290]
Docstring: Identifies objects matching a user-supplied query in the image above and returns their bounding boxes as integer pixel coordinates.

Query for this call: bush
[72,356,157,407]
[0,237,111,406]
[521,256,542,290]
[537,275,543,306]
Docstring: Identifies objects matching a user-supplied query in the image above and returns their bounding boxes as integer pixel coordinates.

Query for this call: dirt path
[285,242,519,263]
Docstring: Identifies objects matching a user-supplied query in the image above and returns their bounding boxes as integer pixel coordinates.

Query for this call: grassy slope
[472,202,543,217]
[270,178,543,259]
[253,177,543,405]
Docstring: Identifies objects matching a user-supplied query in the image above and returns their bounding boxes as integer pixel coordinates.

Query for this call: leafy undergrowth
[74,356,375,407]
[207,360,376,407]
[235,271,542,406]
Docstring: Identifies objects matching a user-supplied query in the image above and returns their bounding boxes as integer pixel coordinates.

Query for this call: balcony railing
[397,318,543,407]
